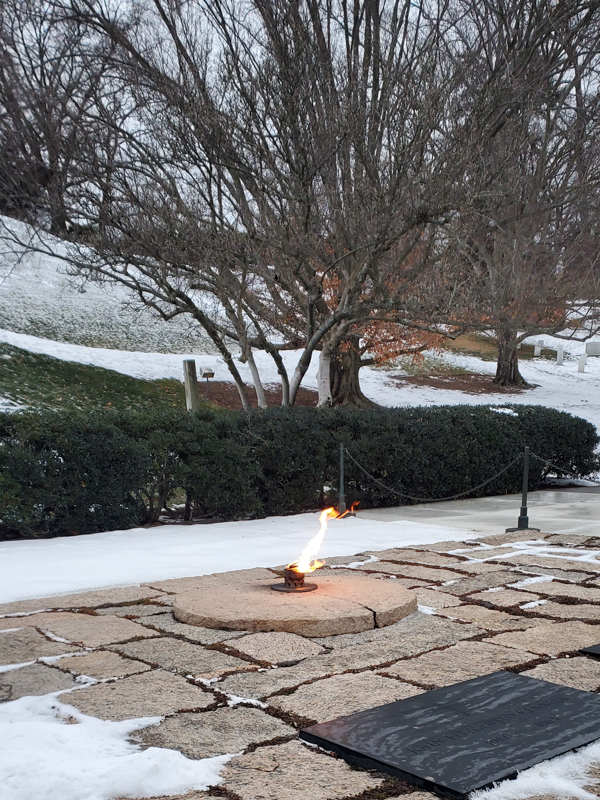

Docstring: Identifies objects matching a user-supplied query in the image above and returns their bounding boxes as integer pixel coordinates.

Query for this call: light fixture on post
[200,367,215,398]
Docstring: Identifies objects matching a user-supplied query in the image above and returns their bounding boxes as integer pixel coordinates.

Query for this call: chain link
[342,447,524,503]
[529,451,600,486]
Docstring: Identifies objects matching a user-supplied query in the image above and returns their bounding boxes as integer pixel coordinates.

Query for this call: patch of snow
[39,629,73,644]
[0,693,232,800]
[417,605,437,615]
[0,513,481,604]
[470,738,600,800]
[0,661,35,673]
[520,599,548,609]
[225,694,268,709]
[489,407,519,416]
[509,575,555,588]
[330,555,379,569]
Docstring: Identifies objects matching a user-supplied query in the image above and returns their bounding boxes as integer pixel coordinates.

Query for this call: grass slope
[0,342,209,412]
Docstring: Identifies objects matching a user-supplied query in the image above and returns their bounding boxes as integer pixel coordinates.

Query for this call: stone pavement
[3,529,600,799]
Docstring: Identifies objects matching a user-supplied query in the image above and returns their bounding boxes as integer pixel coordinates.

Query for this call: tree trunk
[330,335,378,408]
[494,333,530,387]
[247,349,268,408]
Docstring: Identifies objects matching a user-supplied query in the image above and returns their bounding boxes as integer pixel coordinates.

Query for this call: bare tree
[25,0,463,406]
[437,0,600,386]
[0,0,111,233]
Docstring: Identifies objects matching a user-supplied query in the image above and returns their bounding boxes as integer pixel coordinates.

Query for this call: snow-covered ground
[0,217,211,353]
[0,513,481,604]
[2,326,600,433]
[0,692,231,800]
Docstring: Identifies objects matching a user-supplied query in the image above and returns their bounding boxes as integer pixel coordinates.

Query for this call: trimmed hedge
[0,405,597,538]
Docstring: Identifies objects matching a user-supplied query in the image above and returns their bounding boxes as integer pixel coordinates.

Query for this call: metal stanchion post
[506,446,540,532]
[339,443,346,515]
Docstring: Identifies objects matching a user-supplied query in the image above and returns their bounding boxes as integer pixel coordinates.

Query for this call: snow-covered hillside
[2,214,600,432]
[2,326,600,434]
[0,217,212,353]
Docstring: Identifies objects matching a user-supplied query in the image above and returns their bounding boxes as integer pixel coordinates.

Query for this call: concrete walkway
[360,489,600,538]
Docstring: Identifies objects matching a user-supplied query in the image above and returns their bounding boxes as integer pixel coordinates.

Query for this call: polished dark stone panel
[300,671,600,799]
[581,643,600,658]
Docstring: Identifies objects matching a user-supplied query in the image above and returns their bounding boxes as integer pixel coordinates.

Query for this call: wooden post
[183,359,200,411]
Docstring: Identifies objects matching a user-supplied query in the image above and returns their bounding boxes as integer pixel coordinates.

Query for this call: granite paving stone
[362,548,466,567]
[483,621,600,656]
[441,570,522,596]
[0,627,79,664]
[403,794,439,800]
[358,562,466,583]
[420,540,482,552]
[136,612,247,644]
[521,656,600,692]
[220,615,481,699]
[545,534,595,547]
[66,669,215,720]
[381,641,538,687]
[507,554,600,573]
[470,588,542,608]
[532,601,600,621]
[144,568,277,594]
[0,586,166,616]
[221,740,382,800]
[136,706,294,759]
[231,632,326,665]
[477,530,550,545]
[115,794,209,800]
[414,589,463,609]
[454,546,526,560]
[0,662,77,701]
[0,611,158,647]
[56,650,151,679]
[442,562,510,574]
[513,566,592,583]
[95,604,168,618]
[174,575,416,636]
[535,583,600,603]
[436,604,542,631]
[174,580,375,637]
[311,611,480,651]
[108,636,251,678]
[269,671,424,723]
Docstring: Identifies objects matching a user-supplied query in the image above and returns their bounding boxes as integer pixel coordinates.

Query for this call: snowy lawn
[2,327,600,433]
[0,513,479,604]
[0,692,232,800]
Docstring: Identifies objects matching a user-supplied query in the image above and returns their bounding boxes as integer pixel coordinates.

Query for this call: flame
[288,507,337,574]
[336,501,360,519]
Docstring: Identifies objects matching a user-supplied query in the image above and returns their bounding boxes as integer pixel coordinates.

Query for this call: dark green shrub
[0,412,148,537]
[0,404,597,538]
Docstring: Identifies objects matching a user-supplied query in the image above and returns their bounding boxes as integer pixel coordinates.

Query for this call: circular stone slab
[173,574,417,637]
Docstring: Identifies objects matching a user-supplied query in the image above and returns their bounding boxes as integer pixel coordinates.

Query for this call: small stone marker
[183,359,200,411]
[578,354,587,373]
[300,671,600,799]
[534,339,544,356]
[586,342,600,356]
[556,344,564,365]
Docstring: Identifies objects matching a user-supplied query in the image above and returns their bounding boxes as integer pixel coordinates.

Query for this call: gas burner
[271,567,318,593]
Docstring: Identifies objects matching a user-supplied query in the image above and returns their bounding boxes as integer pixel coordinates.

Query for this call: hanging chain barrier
[529,451,600,487]
[342,446,525,504]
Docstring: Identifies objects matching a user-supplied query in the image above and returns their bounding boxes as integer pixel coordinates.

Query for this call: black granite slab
[300,671,600,799]
[581,643,600,658]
